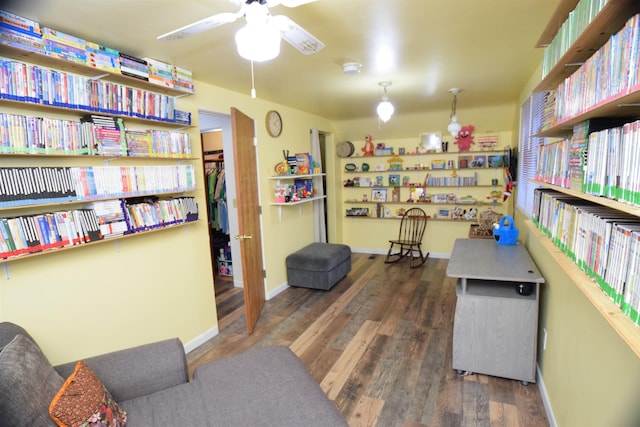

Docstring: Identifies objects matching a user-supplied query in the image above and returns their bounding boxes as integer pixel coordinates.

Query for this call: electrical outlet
[543,328,548,350]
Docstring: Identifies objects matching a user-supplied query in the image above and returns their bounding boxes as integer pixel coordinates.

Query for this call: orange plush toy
[362,135,374,156]
[454,125,475,152]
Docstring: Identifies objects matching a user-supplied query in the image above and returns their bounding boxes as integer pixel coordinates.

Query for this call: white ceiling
[3,0,560,120]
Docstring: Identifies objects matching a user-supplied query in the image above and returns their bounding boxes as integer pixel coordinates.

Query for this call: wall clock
[266,110,282,137]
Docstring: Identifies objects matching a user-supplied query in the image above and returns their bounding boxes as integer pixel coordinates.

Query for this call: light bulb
[448,114,462,137]
[377,97,394,122]
[235,21,281,62]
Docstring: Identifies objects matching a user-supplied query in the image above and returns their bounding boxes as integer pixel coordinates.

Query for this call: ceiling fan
[157,0,324,61]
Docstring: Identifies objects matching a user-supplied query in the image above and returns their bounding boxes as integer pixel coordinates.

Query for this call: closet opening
[200,111,244,328]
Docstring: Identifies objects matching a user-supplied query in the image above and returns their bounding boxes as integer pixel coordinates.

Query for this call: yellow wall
[516,65,640,426]
[332,105,517,254]
[0,78,332,364]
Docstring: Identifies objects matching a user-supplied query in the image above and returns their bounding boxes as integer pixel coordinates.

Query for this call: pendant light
[377,81,394,122]
[447,88,462,138]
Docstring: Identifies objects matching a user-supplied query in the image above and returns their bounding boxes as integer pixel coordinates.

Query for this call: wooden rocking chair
[385,207,429,268]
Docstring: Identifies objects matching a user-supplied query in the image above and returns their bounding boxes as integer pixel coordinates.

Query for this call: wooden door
[230,107,265,334]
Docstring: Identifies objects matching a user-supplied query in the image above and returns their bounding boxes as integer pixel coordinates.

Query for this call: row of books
[0,165,196,207]
[423,172,478,187]
[536,138,570,188]
[0,196,198,260]
[0,9,43,55]
[0,111,191,157]
[124,196,198,232]
[0,9,195,93]
[536,118,640,207]
[552,14,640,125]
[541,0,607,77]
[0,56,186,123]
[532,188,640,326]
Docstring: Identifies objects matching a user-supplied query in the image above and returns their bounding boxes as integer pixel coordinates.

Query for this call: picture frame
[388,174,401,186]
[418,132,443,153]
[371,188,388,202]
[471,155,486,168]
[433,193,448,203]
[458,155,472,168]
[437,208,451,218]
[487,154,504,168]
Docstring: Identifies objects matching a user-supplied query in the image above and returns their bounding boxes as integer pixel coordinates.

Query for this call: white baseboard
[350,247,450,259]
[267,281,289,300]
[184,325,218,354]
[536,365,557,427]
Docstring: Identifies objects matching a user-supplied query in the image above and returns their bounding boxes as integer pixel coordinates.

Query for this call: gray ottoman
[286,243,351,290]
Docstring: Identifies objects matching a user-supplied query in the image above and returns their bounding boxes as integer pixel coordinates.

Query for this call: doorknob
[234,234,253,240]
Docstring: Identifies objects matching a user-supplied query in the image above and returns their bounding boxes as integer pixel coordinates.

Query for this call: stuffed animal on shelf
[454,125,475,152]
[464,207,478,220]
[362,135,374,156]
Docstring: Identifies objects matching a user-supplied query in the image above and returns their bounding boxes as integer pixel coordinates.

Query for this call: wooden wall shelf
[526,220,640,358]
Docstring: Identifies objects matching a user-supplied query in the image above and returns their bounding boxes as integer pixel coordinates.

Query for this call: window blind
[517,92,545,216]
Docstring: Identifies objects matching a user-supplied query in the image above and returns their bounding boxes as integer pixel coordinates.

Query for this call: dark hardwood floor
[188,253,549,427]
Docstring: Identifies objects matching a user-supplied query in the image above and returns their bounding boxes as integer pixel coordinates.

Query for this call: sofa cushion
[0,334,63,427]
[118,382,209,425]
[192,346,348,426]
[49,360,127,427]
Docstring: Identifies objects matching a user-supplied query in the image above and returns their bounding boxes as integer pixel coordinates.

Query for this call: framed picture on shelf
[371,188,388,202]
[458,155,472,168]
[471,155,486,168]
[388,174,401,186]
[487,154,504,168]
[437,208,451,218]
[418,132,442,153]
[433,193,448,203]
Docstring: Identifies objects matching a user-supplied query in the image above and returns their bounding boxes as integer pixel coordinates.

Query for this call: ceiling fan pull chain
[250,60,257,98]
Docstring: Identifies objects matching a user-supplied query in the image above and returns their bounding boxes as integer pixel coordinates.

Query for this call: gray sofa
[0,322,348,426]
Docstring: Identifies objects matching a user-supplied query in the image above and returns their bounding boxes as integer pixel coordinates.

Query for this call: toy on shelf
[454,125,475,152]
[388,155,403,170]
[486,190,502,204]
[469,208,502,238]
[362,135,374,156]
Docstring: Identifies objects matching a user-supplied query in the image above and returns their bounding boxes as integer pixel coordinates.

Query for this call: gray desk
[446,238,544,384]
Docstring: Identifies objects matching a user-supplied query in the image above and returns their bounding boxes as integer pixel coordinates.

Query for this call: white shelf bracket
[114,240,120,253]
[3,263,9,280]
[90,73,110,81]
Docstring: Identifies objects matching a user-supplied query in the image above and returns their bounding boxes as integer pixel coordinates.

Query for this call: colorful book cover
[458,155,472,168]
[471,155,486,168]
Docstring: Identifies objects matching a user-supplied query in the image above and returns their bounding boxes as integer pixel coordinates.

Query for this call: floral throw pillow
[49,360,127,427]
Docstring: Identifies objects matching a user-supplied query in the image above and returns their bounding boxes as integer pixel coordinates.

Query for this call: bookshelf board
[0,31,198,265]
[340,148,510,222]
[532,0,640,358]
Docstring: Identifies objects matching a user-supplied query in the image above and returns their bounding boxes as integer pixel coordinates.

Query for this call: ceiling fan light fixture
[235,21,281,62]
[376,81,394,122]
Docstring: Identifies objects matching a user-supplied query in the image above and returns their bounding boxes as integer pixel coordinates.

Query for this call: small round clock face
[266,110,282,137]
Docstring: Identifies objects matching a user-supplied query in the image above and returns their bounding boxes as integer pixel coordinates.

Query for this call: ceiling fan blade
[157,12,241,41]
[272,15,324,55]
